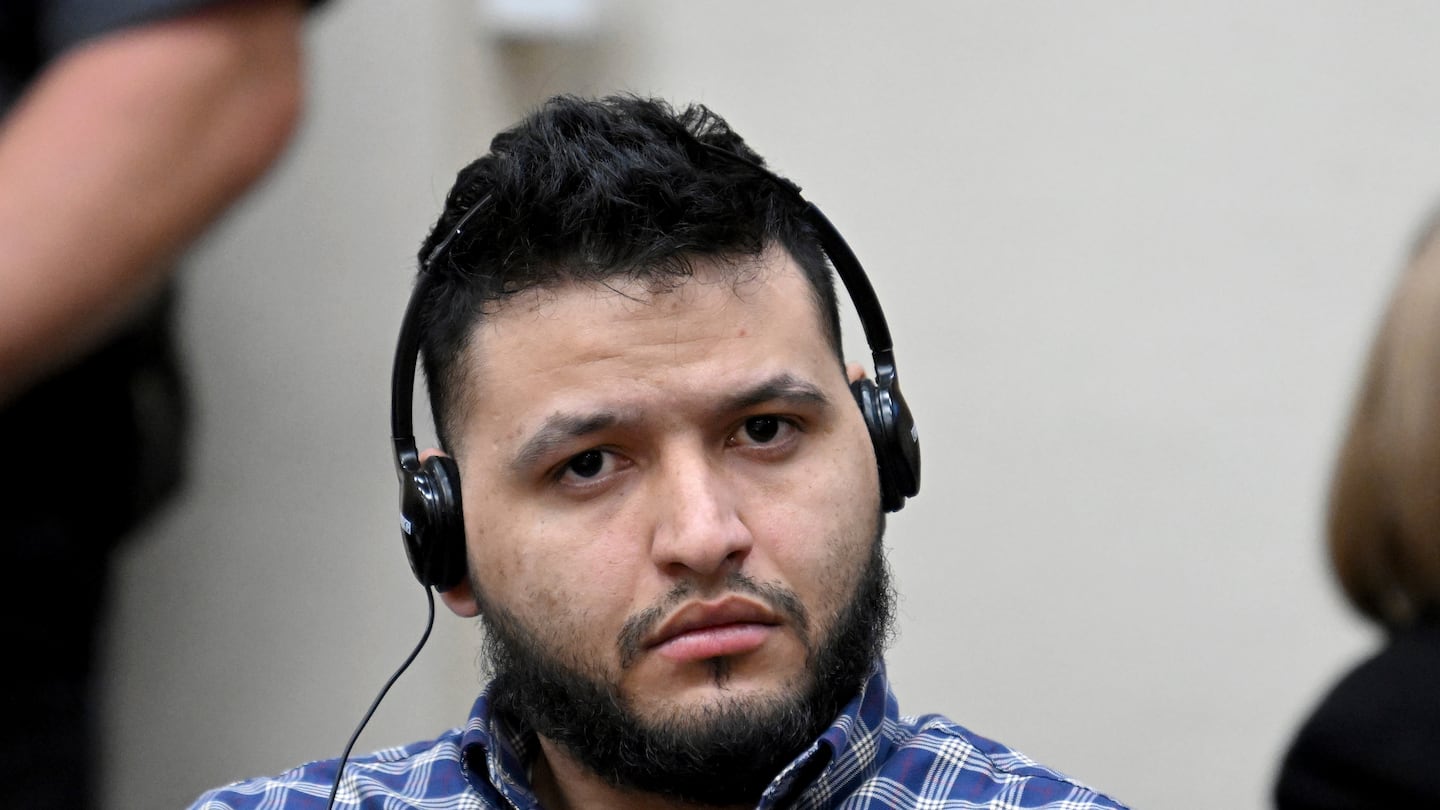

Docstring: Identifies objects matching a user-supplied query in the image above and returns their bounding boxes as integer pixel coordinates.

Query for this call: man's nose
[649,448,753,578]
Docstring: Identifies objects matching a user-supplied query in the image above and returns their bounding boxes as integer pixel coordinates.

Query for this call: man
[0,2,307,808]
[194,95,1127,809]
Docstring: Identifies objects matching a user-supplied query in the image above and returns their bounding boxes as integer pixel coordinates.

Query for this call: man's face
[438,248,886,799]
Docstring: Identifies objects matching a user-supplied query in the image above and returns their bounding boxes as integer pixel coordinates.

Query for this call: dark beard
[473,518,893,807]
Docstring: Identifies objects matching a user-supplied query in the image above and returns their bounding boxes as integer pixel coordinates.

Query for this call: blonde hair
[1329,214,1440,626]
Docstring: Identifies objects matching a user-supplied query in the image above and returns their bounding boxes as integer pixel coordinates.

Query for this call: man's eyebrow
[509,410,632,473]
[718,373,832,414]
[507,374,831,473]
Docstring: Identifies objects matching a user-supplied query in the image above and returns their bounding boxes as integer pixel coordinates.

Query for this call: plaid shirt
[192,664,1128,809]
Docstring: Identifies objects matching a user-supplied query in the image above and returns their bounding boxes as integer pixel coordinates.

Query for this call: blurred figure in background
[1274,212,1440,808]
[0,1,309,807]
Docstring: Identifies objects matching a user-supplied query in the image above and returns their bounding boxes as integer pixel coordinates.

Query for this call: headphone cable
[325,583,436,809]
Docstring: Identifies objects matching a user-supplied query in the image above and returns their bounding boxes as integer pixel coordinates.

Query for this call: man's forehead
[443,251,834,432]
[466,248,818,345]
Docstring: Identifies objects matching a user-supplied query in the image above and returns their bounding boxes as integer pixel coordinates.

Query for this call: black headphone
[391,157,920,592]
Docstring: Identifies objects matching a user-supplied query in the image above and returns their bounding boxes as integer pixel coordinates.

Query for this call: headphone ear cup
[851,377,922,513]
[421,455,468,590]
[398,455,468,591]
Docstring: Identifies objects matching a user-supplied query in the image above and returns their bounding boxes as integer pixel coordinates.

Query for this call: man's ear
[417,446,480,618]
[439,578,480,618]
[845,361,867,384]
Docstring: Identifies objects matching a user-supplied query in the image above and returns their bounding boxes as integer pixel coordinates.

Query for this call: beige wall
[101,2,1440,808]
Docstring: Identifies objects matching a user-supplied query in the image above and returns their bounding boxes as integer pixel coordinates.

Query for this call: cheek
[463,484,567,594]
[808,419,881,534]
[466,522,521,602]
[756,439,878,619]
[468,509,644,657]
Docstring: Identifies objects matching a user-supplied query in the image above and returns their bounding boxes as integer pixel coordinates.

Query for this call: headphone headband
[391,198,492,476]
[693,143,898,372]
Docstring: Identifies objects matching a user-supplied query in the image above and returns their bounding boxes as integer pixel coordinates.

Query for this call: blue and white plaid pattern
[191,664,1128,809]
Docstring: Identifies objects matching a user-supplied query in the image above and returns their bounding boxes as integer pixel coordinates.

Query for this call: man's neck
[530,736,751,810]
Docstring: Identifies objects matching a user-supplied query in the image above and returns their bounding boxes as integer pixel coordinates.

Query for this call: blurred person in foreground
[1274,213,1440,808]
[0,2,310,807]
[192,95,1128,810]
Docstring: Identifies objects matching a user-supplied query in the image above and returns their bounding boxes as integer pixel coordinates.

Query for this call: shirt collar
[459,662,894,809]
[459,691,542,809]
[762,662,895,808]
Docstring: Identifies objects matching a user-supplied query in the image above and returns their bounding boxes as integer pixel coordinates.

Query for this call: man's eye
[744,416,781,443]
[731,415,795,447]
[553,449,631,490]
[565,450,606,478]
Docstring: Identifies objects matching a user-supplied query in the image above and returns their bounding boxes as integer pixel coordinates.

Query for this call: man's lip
[644,596,781,649]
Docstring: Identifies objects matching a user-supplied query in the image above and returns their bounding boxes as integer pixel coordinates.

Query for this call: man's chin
[622,667,812,728]
[540,676,826,807]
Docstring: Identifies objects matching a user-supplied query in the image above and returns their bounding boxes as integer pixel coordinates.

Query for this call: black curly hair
[415,95,841,451]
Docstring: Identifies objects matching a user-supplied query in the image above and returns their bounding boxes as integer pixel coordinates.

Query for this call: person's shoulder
[188,728,469,809]
[1275,627,1440,807]
[1297,627,1440,744]
[877,712,1131,809]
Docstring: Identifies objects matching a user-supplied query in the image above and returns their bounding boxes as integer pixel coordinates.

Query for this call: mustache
[615,572,811,669]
